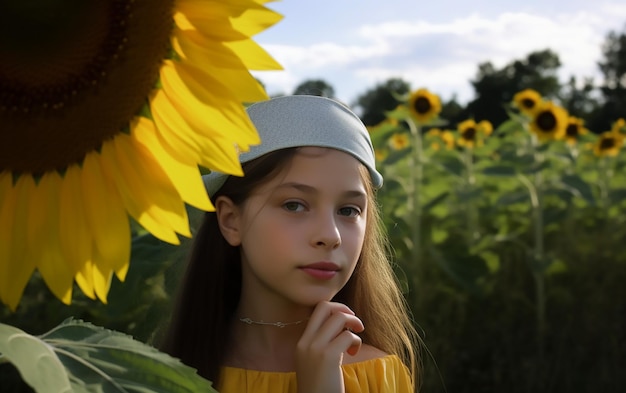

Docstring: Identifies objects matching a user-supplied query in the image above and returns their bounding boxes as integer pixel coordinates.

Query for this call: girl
[161,95,420,392]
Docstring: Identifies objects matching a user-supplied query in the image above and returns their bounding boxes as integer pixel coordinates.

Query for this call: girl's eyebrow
[276,182,366,199]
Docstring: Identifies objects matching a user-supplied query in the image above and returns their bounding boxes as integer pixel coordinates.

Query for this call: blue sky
[252,0,626,105]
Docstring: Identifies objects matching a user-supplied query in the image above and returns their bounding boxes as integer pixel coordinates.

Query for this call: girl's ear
[215,196,242,246]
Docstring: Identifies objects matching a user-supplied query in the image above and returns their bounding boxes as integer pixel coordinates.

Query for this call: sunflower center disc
[413,96,432,114]
[565,124,578,137]
[0,0,175,174]
[521,98,536,109]
[600,137,615,150]
[463,127,476,140]
[536,111,557,132]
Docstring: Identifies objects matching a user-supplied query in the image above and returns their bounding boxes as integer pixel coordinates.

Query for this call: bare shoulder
[343,344,389,364]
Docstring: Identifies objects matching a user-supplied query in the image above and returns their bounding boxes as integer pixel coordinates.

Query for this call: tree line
[269,24,626,135]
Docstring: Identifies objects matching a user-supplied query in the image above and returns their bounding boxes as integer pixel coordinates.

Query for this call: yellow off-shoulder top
[217,354,412,393]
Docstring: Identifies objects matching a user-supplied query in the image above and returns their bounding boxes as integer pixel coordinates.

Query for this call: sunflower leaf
[560,174,595,205]
[482,165,516,177]
[495,118,524,135]
[382,147,411,165]
[609,188,626,205]
[27,319,217,393]
[0,323,72,393]
[423,191,450,213]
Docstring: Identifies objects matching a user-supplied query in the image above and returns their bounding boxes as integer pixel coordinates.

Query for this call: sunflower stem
[527,132,546,367]
[463,148,478,247]
[598,156,612,209]
[407,118,423,281]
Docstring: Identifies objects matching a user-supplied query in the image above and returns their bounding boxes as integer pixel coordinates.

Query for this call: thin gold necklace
[238,317,307,328]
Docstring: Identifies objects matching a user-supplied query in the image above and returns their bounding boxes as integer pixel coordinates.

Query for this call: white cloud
[255,4,626,104]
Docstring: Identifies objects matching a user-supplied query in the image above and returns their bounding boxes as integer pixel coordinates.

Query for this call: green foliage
[0,319,216,393]
[371,101,626,392]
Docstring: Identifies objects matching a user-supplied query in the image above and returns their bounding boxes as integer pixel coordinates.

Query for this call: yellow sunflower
[477,120,493,137]
[564,116,589,146]
[594,131,624,157]
[426,128,455,150]
[456,119,482,149]
[440,130,456,150]
[389,132,410,150]
[375,148,389,162]
[611,118,626,135]
[529,101,569,141]
[0,0,282,311]
[513,89,543,116]
[407,88,441,123]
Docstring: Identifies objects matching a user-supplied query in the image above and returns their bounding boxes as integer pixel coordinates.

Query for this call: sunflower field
[369,88,626,392]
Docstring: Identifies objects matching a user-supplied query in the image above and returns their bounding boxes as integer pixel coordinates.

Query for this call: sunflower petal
[135,117,213,211]
[100,133,190,244]
[91,248,113,303]
[81,152,131,281]
[74,261,96,300]
[151,90,244,175]
[0,171,14,307]
[160,60,260,150]
[224,38,283,71]
[1,175,37,311]
[176,0,279,40]
[27,172,74,304]
[173,32,271,102]
[59,164,93,276]
[230,5,284,38]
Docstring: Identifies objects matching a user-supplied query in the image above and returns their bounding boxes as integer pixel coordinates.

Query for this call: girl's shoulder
[342,344,388,364]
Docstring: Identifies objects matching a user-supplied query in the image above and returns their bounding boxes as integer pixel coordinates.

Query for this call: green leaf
[560,174,595,204]
[482,165,516,176]
[381,147,411,165]
[0,323,72,393]
[429,248,489,294]
[1,319,217,393]
[496,190,529,206]
[438,155,464,177]
[495,118,524,135]
[523,159,551,174]
[609,188,626,204]
[422,191,450,213]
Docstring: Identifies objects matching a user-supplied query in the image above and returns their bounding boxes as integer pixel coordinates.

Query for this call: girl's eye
[338,206,361,217]
[283,201,305,212]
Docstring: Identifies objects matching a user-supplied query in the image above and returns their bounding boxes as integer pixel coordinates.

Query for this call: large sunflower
[0,0,282,311]
[389,132,410,150]
[513,89,543,117]
[611,118,625,135]
[564,116,589,146]
[407,88,441,123]
[594,131,624,157]
[456,119,484,149]
[529,101,569,141]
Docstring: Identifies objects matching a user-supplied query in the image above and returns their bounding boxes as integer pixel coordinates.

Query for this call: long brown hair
[160,147,420,388]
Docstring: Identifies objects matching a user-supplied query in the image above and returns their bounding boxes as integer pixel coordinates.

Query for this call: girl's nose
[312,212,341,249]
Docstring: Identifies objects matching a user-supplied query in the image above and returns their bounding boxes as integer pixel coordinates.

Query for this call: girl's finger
[309,312,364,348]
[299,302,355,344]
[333,329,362,356]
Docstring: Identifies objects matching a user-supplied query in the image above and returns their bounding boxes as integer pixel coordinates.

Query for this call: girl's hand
[295,301,365,393]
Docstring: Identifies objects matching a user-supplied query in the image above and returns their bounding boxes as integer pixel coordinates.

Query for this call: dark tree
[462,49,562,128]
[354,78,411,126]
[559,76,599,126]
[292,79,335,98]
[587,26,626,132]
[440,95,465,126]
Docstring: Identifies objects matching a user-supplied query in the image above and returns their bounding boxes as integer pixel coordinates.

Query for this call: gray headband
[202,95,383,196]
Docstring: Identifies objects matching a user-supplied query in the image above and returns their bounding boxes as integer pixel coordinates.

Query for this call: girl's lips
[299,262,339,280]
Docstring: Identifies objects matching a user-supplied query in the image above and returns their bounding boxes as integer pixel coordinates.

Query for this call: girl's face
[231,147,368,308]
